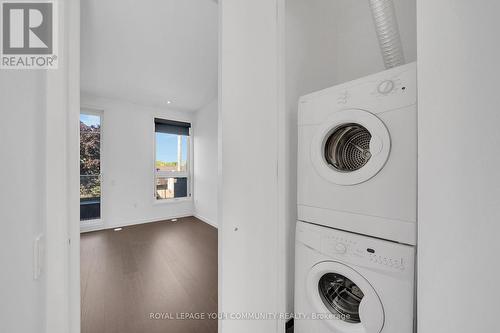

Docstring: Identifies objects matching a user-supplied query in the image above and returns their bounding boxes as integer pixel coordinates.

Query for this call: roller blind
[154,118,191,136]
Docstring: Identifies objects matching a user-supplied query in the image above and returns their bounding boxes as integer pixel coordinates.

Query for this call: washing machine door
[311,109,390,185]
[306,261,384,333]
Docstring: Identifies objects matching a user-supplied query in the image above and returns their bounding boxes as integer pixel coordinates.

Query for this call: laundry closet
[220,1,499,333]
[285,1,417,332]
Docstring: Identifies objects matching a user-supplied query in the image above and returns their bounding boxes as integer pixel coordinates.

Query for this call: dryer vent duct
[368,0,405,68]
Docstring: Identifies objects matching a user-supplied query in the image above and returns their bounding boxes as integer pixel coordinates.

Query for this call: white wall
[220,0,285,332]
[80,94,194,231]
[286,0,416,99]
[193,99,218,227]
[0,72,46,333]
[285,0,416,313]
[417,1,500,332]
[333,0,416,84]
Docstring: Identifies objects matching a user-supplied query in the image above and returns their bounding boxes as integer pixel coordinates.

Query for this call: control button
[335,243,347,254]
[377,80,394,95]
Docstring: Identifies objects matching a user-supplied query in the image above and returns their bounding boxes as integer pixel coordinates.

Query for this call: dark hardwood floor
[81,216,218,333]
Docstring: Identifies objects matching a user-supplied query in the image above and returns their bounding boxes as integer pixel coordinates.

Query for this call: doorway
[78,0,219,332]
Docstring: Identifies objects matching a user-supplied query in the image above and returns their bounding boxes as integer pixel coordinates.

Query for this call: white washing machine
[295,220,415,333]
[297,62,417,245]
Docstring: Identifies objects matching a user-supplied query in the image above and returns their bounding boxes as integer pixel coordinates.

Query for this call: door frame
[61,1,288,333]
[43,0,80,331]
[41,0,80,331]
[68,0,81,330]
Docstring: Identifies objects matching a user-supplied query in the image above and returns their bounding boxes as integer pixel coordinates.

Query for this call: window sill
[153,197,192,205]
[81,218,103,225]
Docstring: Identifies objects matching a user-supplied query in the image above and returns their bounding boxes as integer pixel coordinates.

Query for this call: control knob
[335,242,347,254]
[377,80,395,95]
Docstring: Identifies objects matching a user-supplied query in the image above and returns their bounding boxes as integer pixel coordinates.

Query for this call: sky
[80,114,100,127]
[156,133,188,163]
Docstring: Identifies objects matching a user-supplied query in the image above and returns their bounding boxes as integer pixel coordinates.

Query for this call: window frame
[79,106,105,229]
[153,117,193,202]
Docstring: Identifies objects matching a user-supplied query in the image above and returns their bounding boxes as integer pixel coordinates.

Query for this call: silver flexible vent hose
[368,0,405,68]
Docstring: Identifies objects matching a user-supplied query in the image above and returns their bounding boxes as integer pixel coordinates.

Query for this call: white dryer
[294,220,415,333]
[297,62,417,244]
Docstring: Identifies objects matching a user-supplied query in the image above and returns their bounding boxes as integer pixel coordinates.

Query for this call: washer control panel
[323,237,407,272]
[297,221,414,274]
[321,234,355,256]
[366,252,406,271]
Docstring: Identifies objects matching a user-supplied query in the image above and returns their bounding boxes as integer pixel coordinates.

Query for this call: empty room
[79,1,218,332]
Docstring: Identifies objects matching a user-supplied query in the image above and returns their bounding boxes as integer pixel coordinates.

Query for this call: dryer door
[306,261,384,333]
[311,109,390,185]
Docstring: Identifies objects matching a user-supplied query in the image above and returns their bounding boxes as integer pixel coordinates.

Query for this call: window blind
[154,118,191,136]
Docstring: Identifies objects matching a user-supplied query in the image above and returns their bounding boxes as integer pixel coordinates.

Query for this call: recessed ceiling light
[114,228,123,231]
[166,100,172,104]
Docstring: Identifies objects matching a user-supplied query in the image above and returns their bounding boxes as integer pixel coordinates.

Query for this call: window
[155,118,191,200]
[80,111,102,221]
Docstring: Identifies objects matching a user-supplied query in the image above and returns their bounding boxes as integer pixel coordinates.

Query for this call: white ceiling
[81,0,218,111]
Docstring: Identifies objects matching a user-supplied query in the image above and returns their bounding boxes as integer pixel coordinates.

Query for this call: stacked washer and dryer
[295,62,417,333]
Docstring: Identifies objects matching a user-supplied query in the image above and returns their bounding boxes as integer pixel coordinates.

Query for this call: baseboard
[80,213,194,233]
[194,213,218,229]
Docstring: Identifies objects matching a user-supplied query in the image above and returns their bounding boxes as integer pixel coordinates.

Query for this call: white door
[0,71,48,333]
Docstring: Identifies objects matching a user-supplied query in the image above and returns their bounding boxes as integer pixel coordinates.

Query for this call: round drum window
[324,123,372,172]
[318,273,364,323]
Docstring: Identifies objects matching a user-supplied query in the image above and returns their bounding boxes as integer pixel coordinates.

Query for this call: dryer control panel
[298,61,417,125]
[296,220,415,275]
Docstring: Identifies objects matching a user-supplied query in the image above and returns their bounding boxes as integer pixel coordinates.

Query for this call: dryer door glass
[318,272,364,323]
[324,123,372,172]
[311,109,391,185]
